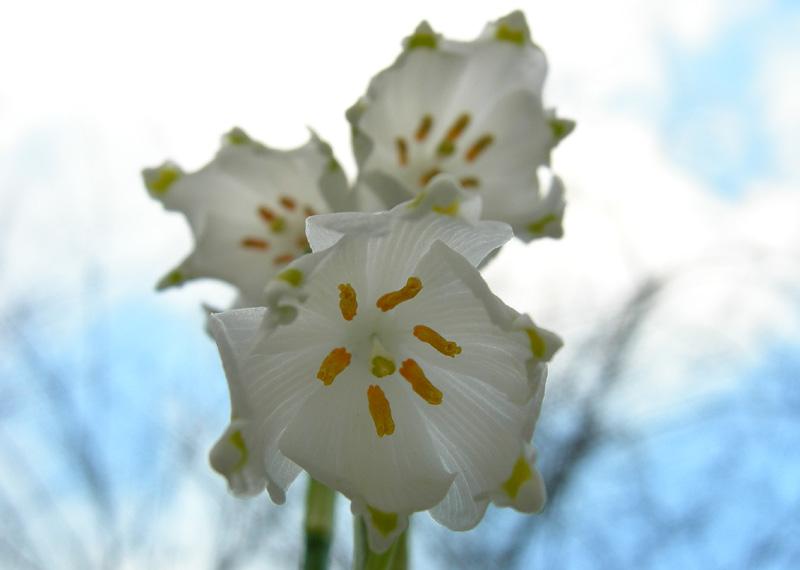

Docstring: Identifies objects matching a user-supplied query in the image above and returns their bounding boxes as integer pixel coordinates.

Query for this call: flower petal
[348,11,572,242]
[144,128,349,307]
[489,444,546,514]
[277,371,455,515]
[306,177,511,268]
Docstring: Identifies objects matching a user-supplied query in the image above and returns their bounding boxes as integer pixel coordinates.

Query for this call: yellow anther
[376,277,422,312]
[338,283,358,321]
[367,506,398,536]
[395,137,408,166]
[445,113,471,142]
[371,356,396,378]
[459,177,480,188]
[317,347,351,386]
[465,134,494,162]
[526,328,546,359]
[367,385,395,437]
[241,237,269,250]
[279,196,296,210]
[399,359,442,405]
[413,325,461,357]
[415,115,433,142]
[437,113,471,155]
[258,206,276,222]
[502,456,533,499]
[274,253,295,266]
[419,168,441,187]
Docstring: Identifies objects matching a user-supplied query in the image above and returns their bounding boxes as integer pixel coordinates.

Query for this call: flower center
[314,278,463,438]
[239,195,318,267]
[393,113,495,191]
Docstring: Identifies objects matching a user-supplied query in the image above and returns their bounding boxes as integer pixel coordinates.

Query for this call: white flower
[208,176,562,552]
[347,11,573,241]
[143,127,351,307]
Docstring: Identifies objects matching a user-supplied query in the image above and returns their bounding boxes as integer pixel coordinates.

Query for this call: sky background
[1,0,799,568]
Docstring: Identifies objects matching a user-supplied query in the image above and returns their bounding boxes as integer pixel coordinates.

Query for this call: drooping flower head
[347,11,574,241]
[143,127,351,307]
[208,176,562,552]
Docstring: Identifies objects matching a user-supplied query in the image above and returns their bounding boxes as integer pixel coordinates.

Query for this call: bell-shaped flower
[347,10,574,241]
[207,176,562,552]
[143,127,352,307]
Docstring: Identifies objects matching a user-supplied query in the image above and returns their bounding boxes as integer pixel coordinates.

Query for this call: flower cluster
[145,10,570,555]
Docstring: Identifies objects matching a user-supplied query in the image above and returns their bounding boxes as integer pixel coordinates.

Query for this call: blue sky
[1,0,799,568]
[659,2,793,198]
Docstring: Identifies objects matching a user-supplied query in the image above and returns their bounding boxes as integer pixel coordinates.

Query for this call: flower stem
[352,517,408,570]
[302,477,337,570]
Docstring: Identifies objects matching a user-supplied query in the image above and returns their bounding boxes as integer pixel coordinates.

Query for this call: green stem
[302,477,337,570]
[352,516,408,570]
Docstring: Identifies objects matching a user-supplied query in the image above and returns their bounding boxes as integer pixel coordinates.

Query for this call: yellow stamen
[371,355,396,378]
[280,196,296,210]
[437,113,470,155]
[338,283,358,321]
[241,237,269,250]
[395,137,408,166]
[465,135,494,162]
[259,206,276,222]
[502,456,533,499]
[415,115,433,142]
[274,253,295,265]
[399,359,442,405]
[445,113,471,142]
[317,347,351,386]
[459,177,480,188]
[419,168,441,187]
[376,277,422,312]
[367,385,395,437]
[413,325,461,357]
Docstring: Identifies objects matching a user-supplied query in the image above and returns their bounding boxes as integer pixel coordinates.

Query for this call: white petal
[489,444,546,514]
[347,11,571,242]
[145,128,349,307]
[208,419,267,497]
[277,373,455,515]
[210,308,319,503]
[351,500,410,555]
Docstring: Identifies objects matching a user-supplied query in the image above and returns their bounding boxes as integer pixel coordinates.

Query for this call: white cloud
[756,12,800,181]
[1,0,797,424]
[651,0,765,50]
